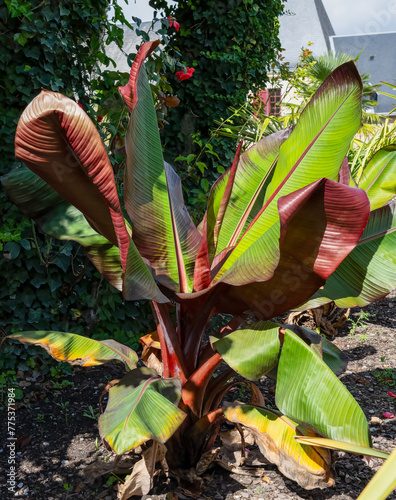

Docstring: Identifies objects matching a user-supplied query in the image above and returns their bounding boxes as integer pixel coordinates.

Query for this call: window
[258,88,282,116]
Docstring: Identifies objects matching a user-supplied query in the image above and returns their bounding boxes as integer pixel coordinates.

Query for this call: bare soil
[1,295,395,500]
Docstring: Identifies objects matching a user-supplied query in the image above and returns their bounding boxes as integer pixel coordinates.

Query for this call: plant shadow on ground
[0,298,395,500]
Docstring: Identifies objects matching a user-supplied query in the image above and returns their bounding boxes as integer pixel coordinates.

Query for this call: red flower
[167,16,180,31]
[175,67,195,81]
[382,412,395,418]
[389,391,396,398]
[97,115,103,122]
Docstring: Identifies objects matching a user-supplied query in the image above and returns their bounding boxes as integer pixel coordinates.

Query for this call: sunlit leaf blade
[120,41,200,293]
[98,367,186,454]
[215,169,369,286]
[215,62,362,276]
[215,128,292,256]
[298,200,396,309]
[276,329,371,447]
[14,89,130,270]
[357,147,396,211]
[294,437,390,460]
[211,321,280,380]
[223,403,334,490]
[8,331,138,370]
[357,447,396,500]
[211,179,369,320]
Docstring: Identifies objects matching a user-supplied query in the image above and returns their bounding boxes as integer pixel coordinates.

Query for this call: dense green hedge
[150,0,285,175]
[0,0,153,371]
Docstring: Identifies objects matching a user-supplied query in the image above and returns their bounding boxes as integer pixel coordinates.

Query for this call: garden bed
[1,295,395,500]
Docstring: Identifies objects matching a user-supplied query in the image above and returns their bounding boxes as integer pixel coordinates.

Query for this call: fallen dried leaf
[117,443,167,500]
[195,447,219,476]
[262,476,271,484]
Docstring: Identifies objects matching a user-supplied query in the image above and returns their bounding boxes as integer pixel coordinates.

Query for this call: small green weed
[347,310,374,334]
[106,474,123,487]
[359,334,368,343]
[33,413,45,423]
[83,405,99,420]
[51,380,74,390]
[373,368,396,387]
[56,401,70,424]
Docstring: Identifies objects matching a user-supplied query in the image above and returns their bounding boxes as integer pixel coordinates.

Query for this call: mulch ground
[0,294,395,500]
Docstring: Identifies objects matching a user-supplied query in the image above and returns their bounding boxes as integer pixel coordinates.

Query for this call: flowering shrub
[175,67,195,81]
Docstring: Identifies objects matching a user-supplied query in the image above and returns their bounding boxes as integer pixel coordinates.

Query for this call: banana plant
[3,41,396,495]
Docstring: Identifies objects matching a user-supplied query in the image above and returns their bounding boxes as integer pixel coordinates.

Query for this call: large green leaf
[298,200,396,309]
[223,403,334,490]
[14,89,130,269]
[120,41,201,293]
[98,367,186,454]
[8,331,138,370]
[208,179,370,320]
[357,147,396,211]
[357,447,396,500]
[210,320,280,380]
[276,329,371,447]
[214,62,363,280]
[213,129,291,257]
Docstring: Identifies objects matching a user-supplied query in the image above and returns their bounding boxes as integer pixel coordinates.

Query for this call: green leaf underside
[358,148,396,211]
[299,200,396,309]
[98,368,186,454]
[294,437,390,460]
[321,337,349,375]
[213,62,362,281]
[214,129,291,258]
[357,447,396,500]
[211,320,280,380]
[123,54,200,293]
[276,330,371,447]
[287,324,348,376]
[8,331,138,370]
[3,167,164,299]
[123,237,169,302]
[223,403,334,490]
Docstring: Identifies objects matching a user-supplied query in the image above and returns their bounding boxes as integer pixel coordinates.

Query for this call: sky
[112,0,396,35]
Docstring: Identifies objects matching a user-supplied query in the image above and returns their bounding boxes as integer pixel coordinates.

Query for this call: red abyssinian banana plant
[4,41,396,495]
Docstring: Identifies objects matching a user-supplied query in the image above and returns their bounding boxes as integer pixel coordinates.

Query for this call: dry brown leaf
[195,447,220,476]
[262,476,271,484]
[248,382,265,407]
[82,455,136,482]
[117,442,167,500]
[141,346,163,377]
[216,428,268,475]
